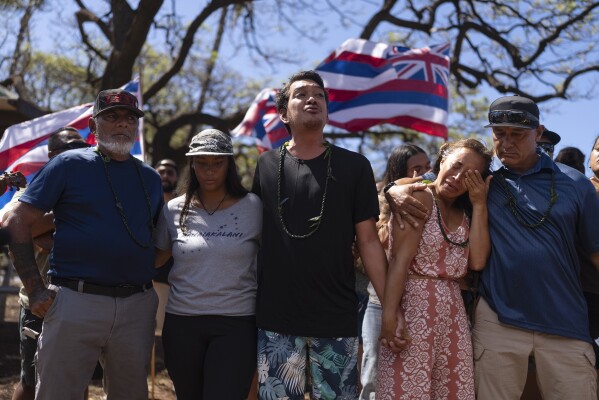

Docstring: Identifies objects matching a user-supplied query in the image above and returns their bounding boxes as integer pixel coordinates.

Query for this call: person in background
[536,128,561,159]
[153,158,179,333]
[583,135,599,394]
[0,171,26,195]
[591,136,599,191]
[155,159,179,202]
[377,139,492,399]
[252,70,387,398]
[155,129,261,399]
[555,146,586,174]
[359,143,430,399]
[374,145,432,191]
[5,89,163,399]
[4,127,89,400]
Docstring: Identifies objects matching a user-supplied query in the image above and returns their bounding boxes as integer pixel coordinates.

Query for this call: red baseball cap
[93,89,144,118]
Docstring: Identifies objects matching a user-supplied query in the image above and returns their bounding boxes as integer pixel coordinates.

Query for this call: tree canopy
[2,0,599,175]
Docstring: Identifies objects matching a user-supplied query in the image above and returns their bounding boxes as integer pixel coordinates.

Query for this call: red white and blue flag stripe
[232,39,450,149]
[318,38,450,138]
[230,88,289,151]
[0,78,144,221]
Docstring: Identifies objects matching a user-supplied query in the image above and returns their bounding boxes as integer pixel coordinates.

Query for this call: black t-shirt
[252,144,379,337]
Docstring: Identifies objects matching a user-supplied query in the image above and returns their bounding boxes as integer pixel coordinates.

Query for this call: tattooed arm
[5,202,56,318]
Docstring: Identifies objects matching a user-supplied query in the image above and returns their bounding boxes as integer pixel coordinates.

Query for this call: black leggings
[162,313,257,400]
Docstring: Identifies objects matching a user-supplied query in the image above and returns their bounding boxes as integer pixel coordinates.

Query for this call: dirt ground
[0,291,176,400]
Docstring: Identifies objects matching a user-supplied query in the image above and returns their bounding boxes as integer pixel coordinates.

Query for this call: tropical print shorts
[257,329,359,400]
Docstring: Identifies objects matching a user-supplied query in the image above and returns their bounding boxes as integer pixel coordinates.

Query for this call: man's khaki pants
[473,297,597,400]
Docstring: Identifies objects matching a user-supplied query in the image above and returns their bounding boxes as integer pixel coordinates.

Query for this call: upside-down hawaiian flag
[0,77,144,222]
[232,39,450,149]
[318,38,450,138]
[230,88,290,151]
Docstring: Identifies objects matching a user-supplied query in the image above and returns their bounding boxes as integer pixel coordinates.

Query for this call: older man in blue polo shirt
[5,89,163,400]
[472,95,599,399]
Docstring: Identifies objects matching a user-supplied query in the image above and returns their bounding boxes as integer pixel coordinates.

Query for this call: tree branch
[75,9,109,61]
[99,0,164,89]
[143,0,251,101]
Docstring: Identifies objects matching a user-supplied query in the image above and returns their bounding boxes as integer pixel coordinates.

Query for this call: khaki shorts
[472,297,597,400]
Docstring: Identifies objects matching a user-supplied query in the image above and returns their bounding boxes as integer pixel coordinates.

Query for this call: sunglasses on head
[538,142,555,154]
[488,110,539,127]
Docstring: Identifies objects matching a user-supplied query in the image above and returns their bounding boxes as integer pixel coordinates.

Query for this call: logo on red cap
[104,93,137,107]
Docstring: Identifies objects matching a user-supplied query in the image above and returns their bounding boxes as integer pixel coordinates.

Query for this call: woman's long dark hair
[377,144,428,236]
[380,144,428,187]
[555,146,585,174]
[589,135,599,176]
[178,156,248,234]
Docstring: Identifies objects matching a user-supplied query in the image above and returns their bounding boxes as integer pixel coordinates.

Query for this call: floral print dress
[377,188,475,399]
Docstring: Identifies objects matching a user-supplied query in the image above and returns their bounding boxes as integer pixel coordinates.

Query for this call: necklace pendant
[197,193,227,216]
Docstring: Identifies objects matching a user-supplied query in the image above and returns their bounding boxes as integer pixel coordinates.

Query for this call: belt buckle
[116,285,133,297]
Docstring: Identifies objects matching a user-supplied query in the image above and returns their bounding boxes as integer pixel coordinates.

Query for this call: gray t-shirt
[155,193,262,316]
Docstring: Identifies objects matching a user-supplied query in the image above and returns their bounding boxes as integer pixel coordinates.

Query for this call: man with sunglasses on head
[5,90,163,400]
[537,128,561,159]
[386,95,599,399]
[475,96,599,399]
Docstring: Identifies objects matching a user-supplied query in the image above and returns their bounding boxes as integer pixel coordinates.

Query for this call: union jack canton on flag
[317,38,450,139]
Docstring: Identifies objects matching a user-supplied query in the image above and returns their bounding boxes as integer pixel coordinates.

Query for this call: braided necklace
[495,170,557,229]
[95,148,154,248]
[196,193,227,215]
[432,191,469,248]
[277,141,333,239]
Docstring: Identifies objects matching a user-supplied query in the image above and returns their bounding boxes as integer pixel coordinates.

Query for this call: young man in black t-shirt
[252,70,388,398]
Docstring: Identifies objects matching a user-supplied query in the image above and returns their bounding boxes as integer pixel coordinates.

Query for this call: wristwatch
[383,181,396,193]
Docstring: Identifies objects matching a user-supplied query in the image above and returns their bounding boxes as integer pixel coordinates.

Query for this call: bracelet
[383,181,396,193]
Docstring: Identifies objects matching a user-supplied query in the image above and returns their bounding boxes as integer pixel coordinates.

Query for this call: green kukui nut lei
[277,141,333,239]
[495,170,557,229]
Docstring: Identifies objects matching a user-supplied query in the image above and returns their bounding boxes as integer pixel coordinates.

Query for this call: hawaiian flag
[0,77,144,221]
[230,88,289,151]
[318,38,450,138]
[232,39,450,149]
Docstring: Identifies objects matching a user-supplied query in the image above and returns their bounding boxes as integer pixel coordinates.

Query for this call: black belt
[50,277,153,298]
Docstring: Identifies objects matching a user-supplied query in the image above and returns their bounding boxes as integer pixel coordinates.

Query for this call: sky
[29,1,599,176]
[171,1,599,175]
